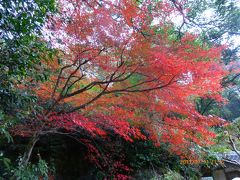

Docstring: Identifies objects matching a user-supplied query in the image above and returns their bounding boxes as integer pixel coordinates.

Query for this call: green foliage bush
[13,158,49,180]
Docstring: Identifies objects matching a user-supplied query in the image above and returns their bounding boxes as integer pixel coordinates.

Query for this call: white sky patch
[178,72,193,85]
[167,2,240,53]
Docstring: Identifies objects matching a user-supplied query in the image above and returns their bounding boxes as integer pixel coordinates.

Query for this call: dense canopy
[1,0,239,179]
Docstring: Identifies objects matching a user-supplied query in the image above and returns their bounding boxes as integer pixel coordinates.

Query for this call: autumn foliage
[14,0,228,177]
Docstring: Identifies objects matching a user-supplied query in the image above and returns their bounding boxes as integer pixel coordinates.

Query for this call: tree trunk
[21,133,39,167]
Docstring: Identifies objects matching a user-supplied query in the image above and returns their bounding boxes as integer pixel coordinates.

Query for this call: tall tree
[9,0,232,178]
[0,0,56,178]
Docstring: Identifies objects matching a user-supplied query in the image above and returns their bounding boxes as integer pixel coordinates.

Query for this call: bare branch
[105,75,176,94]
[228,133,240,158]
